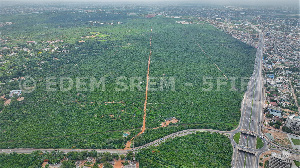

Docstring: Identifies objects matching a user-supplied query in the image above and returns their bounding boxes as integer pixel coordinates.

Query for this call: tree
[61,161,75,168]
[123,161,129,166]
[266,113,273,118]
[103,162,113,168]
[126,151,134,161]
[88,150,98,157]
[92,164,99,168]
[282,126,292,133]
[112,153,119,160]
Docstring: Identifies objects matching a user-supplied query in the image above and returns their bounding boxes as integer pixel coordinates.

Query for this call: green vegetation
[266,113,273,118]
[0,150,121,168]
[0,152,50,168]
[291,138,300,145]
[0,8,256,149]
[136,132,232,167]
[294,160,300,167]
[234,132,241,144]
[264,160,269,168]
[282,126,293,133]
[61,161,75,168]
[269,121,282,129]
[256,137,264,149]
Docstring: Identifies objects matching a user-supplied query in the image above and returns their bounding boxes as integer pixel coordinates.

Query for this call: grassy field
[234,132,241,144]
[291,138,300,145]
[256,137,264,149]
[294,160,300,167]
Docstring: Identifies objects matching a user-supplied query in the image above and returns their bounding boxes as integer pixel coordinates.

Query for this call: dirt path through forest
[124,29,152,150]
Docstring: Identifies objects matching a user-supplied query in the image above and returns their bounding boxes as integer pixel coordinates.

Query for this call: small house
[9,90,22,97]
[268,108,282,117]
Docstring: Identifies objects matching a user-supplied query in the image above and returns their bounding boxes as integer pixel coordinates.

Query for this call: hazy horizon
[1,0,299,7]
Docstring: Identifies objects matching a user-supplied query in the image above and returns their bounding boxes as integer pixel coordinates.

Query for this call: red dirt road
[124,29,152,150]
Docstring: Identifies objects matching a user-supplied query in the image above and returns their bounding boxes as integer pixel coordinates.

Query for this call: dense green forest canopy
[0,8,255,149]
[136,132,233,167]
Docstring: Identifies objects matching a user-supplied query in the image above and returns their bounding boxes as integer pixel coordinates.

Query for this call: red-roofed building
[27,41,36,44]
[270,102,278,107]
[146,14,156,18]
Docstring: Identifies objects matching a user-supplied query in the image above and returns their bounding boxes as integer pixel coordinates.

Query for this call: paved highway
[232,31,265,168]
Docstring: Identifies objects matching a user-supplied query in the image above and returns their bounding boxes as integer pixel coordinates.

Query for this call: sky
[1,0,299,7]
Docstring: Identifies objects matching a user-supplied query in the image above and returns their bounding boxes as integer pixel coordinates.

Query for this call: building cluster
[198,7,299,136]
[41,156,139,168]
[0,22,13,27]
[261,16,299,134]
[202,18,259,47]
[285,115,300,134]
[269,151,292,168]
